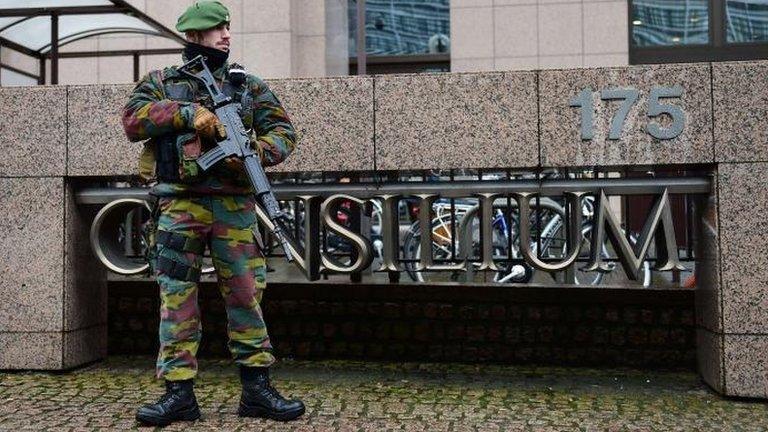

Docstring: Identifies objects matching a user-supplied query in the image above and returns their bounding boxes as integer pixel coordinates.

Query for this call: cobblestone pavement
[0,356,766,431]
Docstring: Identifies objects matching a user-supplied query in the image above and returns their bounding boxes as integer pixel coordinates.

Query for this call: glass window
[0,14,158,52]
[631,0,709,47]
[726,0,768,43]
[1,68,37,86]
[348,0,450,56]
[0,0,111,8]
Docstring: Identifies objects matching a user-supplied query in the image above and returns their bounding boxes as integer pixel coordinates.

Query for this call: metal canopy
[0,0,185,84]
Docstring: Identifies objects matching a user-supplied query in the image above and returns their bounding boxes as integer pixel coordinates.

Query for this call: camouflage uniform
[122,56,295,381]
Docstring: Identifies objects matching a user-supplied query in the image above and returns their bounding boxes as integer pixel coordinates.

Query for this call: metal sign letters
[78,177,710,280]
[80,177,710,284]
[569,86,685,140]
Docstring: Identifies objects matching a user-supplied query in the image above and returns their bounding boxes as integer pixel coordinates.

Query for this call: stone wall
[1,61,767,399]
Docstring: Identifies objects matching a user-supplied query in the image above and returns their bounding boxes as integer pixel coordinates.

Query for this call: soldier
[121,1,304,426]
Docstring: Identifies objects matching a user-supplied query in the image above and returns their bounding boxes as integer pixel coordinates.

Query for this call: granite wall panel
[375,72,538,170]
[723,334,768,398]
[0,177,64,333]
[0,332,62,370]
[267,76,374,172]
[697,328,724,394]
[540,64,713,167]
[67,78,374,176]
[713,61,768,163]
[64,182,108,332]
[63,325,107,369]
[67,85,140,177]
[717,162,768,334]
[694,176,722,333]
[0,86,67,177]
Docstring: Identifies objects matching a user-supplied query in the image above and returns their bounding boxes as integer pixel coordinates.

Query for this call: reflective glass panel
[632,0,709,46]
[0,0,111,7]
[0,17,24,32]
[0,14,157,52]
[348,0,450,56]
[727,0,768,43]
[1,68,37,87]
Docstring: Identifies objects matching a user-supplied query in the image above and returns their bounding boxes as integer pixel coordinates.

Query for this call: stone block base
[697,328,768,398]
[0,332,63,369]
[0,327,106,371]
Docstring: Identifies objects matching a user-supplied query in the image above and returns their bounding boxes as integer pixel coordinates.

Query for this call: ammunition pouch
[155,135,179,182]
[154,229,206,282]
[156,256,202,282]
[177,132,203,182]
[154,133,203,183]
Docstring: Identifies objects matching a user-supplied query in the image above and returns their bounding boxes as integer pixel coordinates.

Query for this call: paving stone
[0,357,766,430]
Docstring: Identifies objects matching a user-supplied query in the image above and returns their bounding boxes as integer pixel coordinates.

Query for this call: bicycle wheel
[403,210,520,283]
[402,216,467,283]
[525,217,606,286]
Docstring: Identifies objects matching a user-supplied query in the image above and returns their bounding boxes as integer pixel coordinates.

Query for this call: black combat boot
[135,379,201,426]
[238,366,305,421]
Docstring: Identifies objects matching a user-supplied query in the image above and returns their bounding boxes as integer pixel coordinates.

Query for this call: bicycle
[401,195,651,286]
[401,197,563,283]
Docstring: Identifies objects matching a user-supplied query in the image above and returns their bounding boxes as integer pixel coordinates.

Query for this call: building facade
[451,0,628,72]
[2,0,767,85]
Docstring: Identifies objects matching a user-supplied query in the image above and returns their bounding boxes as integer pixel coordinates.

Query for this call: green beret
[176,1,230,32]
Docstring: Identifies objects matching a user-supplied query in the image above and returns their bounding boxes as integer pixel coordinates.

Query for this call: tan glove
[193,106,226,140]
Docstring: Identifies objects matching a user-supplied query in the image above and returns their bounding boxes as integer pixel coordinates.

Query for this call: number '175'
[569,86,685,141]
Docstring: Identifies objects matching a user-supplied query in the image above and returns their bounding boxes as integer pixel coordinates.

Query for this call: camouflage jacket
[122,57,296,196]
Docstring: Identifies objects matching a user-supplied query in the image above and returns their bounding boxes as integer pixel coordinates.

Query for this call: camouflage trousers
[154,195,275,381]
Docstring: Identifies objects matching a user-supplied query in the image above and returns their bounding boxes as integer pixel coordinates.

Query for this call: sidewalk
[0,356,765,431]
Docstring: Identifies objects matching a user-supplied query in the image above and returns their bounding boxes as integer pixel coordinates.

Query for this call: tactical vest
[138,64,254,183]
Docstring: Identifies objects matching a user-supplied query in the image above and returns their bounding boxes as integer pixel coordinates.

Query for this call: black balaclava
[184,42,229,71]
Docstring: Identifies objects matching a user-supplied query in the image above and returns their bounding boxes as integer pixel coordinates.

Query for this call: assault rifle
[179,55,294,262]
